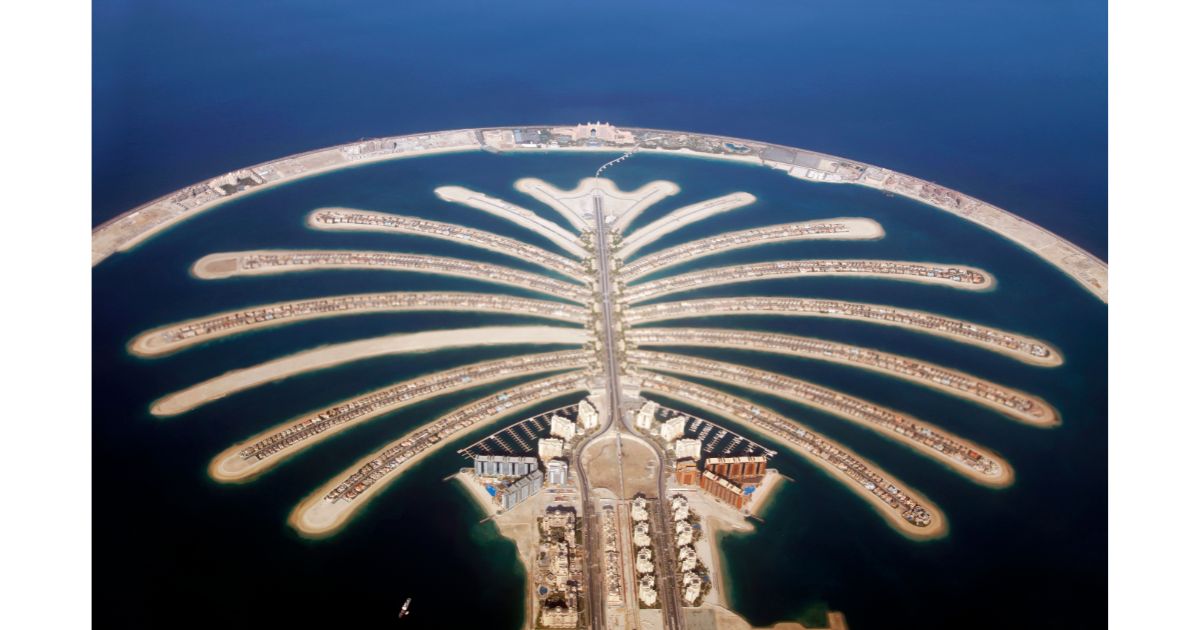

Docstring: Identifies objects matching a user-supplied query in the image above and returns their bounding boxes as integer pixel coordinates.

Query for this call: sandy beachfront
[288,385,584,538]
[634,352,1013,488]
[631,328,1059,427]
[619,218,885,281]
[128,292,588,357]
[93,126,1107,305]
[435,185,588,258]
[515,177,681,234]
[626,297,1063,367]
[207,351,590,482]
[306,208,587,280]
[617,192,757,257]
[151,326,587,416]
[190,250,590,303]
[638,385,948,541]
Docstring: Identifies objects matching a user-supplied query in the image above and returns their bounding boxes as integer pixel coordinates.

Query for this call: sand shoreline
[306,208,587,281]
[151,326,587,416]
[208,350,590,482]
[631,328,1058,427]
[626,297,1062,367]
[190,250,589,303]
[288,382,584,537]
[129,292,588,357]
[635,352,1013,488]
[623,260,995,305]
[641,385,948,541]
[92,126,1107,305]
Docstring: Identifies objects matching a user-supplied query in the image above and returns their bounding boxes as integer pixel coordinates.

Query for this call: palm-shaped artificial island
[95,123,1108,630]
[126,155,1068,628]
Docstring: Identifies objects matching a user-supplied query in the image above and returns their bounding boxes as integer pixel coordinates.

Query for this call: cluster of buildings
[457,400,599,511]
[227,252,589,303]
[619,221,858,280]
[536,506,582,629]
[634,401,770,511]
[635,371,935,528]
[250,350,588,463]
[630,496,657,607]
[309,210,586,278]
[628,328,1049,421]
[624,297,1054,361]
[667,496,708,606]
[624,260,988,303]
[601,506,625,606]
[630,351,1004,480]
[144,292,587,350]
[321,373,586,503]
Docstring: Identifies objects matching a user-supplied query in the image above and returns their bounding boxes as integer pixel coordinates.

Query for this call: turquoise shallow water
[92,152,1105,628]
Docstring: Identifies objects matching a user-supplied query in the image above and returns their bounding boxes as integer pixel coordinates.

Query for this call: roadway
[585,189,685,630]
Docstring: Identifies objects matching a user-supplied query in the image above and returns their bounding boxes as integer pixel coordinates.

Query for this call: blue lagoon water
[93,2,1106,628]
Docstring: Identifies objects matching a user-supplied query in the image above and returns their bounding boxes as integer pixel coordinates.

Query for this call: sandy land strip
[619,218,885,281]
[618,192,757,258]
[625,297,1061,366]
[151,326,587,417]
[129,292,588,357]
[289,377,587,537]
[515,177,682,234]
[623,259,994,304]
[435,185,588,258]
[92,133,481,266]
[630,328,1058,427]
[631,351,1013,488]
[307,208,587,280]
[208,350,590,482]
[191,250,589,304]
[638,380,947,541]
[94,127,1105,305]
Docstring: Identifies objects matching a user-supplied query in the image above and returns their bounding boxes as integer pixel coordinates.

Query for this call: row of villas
[625,297,1052,360]
[623,260,988,303]
[232,252,590,303]
[635,371,935,528]
[310,210,587,278]
[629,328,1049,420]
[629,351,1002,479]
[242,351,589,462]
[319,373,587,503]
[665,496,707,606]
[153,293,588,345]
[618,221,856,280]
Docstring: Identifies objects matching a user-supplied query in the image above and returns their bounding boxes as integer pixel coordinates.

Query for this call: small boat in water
[399,597,412,619]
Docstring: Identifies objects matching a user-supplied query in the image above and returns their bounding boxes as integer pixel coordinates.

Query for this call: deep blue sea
[93,2,1107,629]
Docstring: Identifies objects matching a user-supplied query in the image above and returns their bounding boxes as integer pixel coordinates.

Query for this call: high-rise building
[474,455,537,478]
[547,459,569,485]
[539,438,565,460]
[496,469,544,511]
[674,458,699,485]
[673,438,702,460]
[577,399,599,430]
[699,469,747,510]
[550,415,577,442]
[704,455,768,485]
[659,415,686,442]
[635,401,659,431]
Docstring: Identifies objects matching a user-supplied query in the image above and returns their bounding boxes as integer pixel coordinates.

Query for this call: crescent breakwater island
[92,123,1107,303]
[120,125,1079,629]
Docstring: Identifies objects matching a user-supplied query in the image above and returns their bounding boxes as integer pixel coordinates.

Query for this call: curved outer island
[92,124,1107,303]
